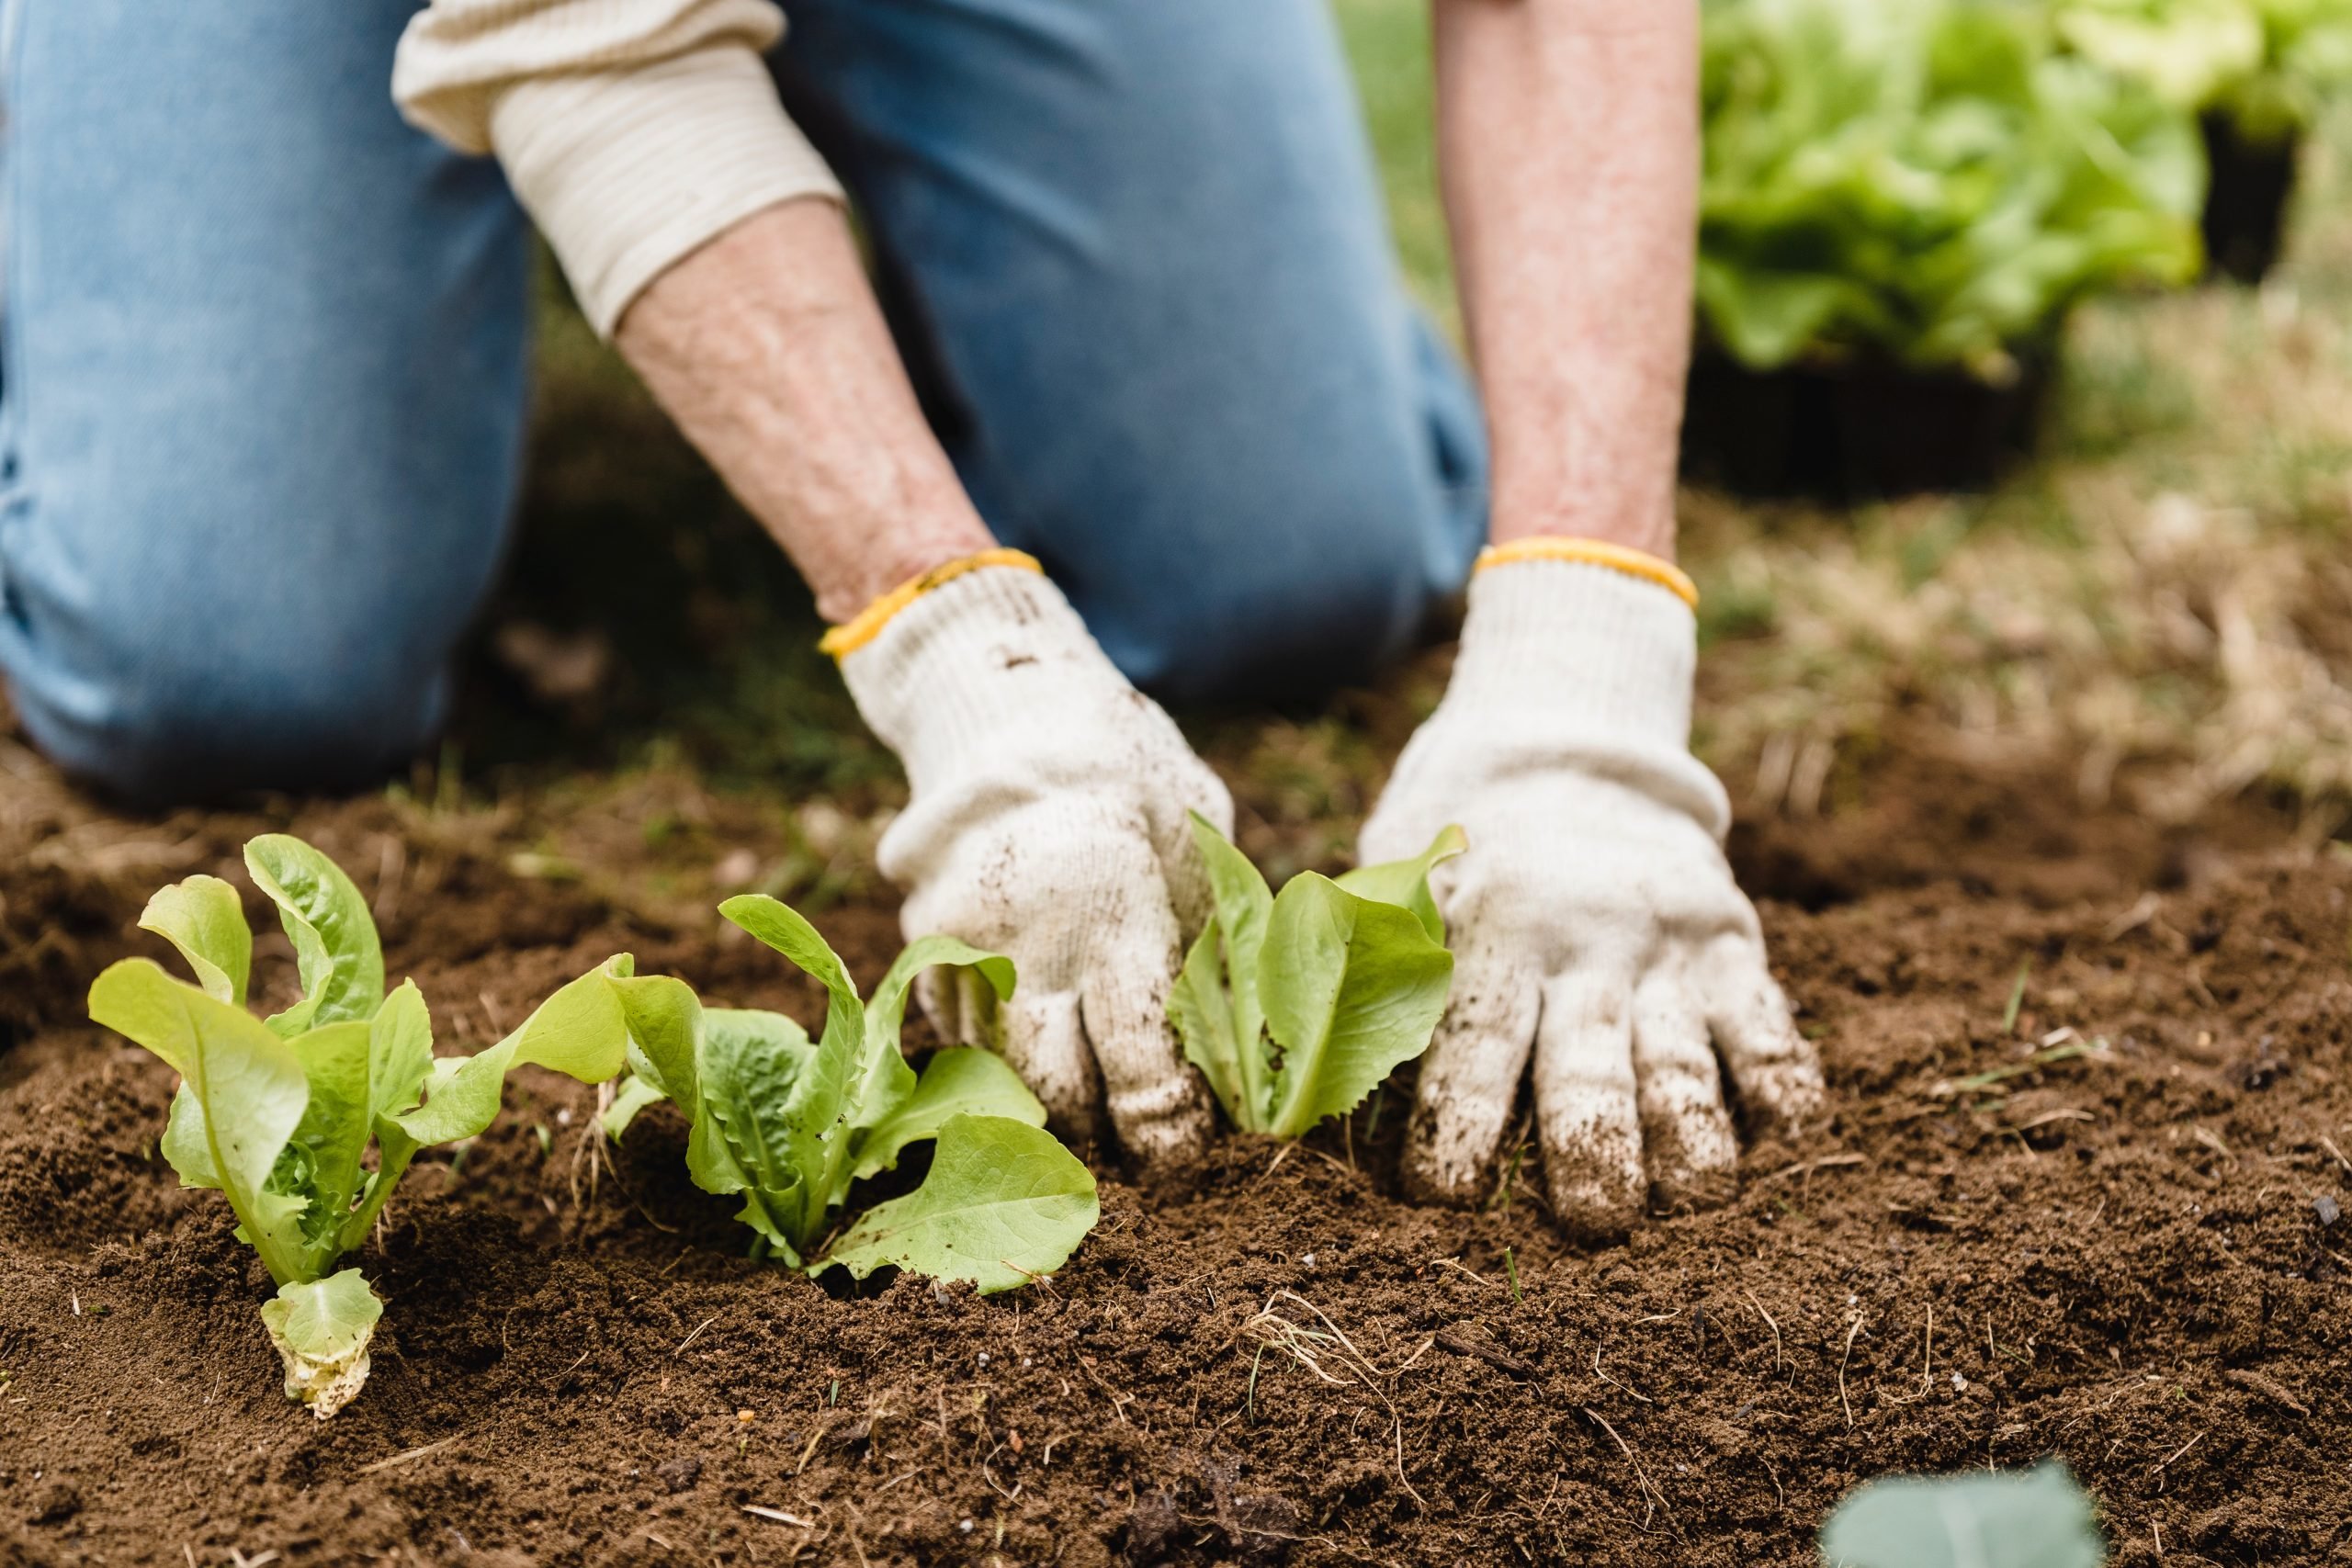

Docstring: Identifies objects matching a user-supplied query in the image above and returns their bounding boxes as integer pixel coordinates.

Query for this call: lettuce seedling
[600,895,1098,1292]
[1169,816,1462,1139]
[87,835,633,1417]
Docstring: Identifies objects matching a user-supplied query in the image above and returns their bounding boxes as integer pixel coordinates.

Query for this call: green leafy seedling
[1820,1461,2106,1568]
[88,835,635,1417]
[601,896,1098,1292]
[1169,816,1461,1139]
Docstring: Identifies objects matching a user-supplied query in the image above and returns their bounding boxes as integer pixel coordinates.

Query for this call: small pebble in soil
[1300,1253,1316,1268]
[737,1409,756,1424]
[656,1457,702,1495]
[2318,1195,2342,1227]
[959,1518,975,1534]
[978,1352,989,1366]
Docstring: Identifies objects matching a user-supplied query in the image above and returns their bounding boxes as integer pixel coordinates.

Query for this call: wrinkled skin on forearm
[1434,0,1698,557]
[614,198,998,622]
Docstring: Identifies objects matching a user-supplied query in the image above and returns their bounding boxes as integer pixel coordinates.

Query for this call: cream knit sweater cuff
[395,5,842,337]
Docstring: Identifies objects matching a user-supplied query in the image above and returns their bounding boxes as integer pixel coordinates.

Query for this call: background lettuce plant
[86,836,633,1416]
[601,896,1098,1292]
[1698,0,2204,377]
[2054,0,2352,145]
[1170,816,1460,1139]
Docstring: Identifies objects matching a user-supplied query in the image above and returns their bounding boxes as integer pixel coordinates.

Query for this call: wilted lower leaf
[260,1269,383,1420]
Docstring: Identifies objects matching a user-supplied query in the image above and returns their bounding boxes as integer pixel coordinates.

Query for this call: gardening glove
[834,551,1228,1166]
[1357,540,1826,1240]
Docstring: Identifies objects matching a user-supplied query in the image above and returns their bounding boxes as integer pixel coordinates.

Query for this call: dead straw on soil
[1240,1289,1428,1507]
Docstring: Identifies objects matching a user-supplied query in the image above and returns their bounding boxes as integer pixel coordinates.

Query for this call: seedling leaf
[1173,820,1460,1137]
[284,1019,379,1242]
[1261,876,1456,1139]
[245,835,384,1035]
[862,935,1015,1130]
[699,1007,812,1258]
[90,958,311,1283]
[396,956,634,1145]
[819,1113,1098,1292]
[719,894,865,1137]
[602,1074,671,1142]
[854,1048,1046,1180]
[1818,1461,2105,1568]
[1170,929,1252,1126]
[137,874,251,1007]
[1333,822,1468,942]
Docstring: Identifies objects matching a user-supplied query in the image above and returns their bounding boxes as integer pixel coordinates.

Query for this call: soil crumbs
[2,739,2347,1568]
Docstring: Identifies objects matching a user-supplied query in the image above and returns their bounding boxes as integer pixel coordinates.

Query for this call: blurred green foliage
[1698,0,2205,377]
[2053,0,2352,143]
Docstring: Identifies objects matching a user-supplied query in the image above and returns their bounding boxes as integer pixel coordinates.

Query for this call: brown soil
[1,728,2346,1568]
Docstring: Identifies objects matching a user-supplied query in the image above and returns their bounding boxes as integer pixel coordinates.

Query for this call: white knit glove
[839,560,1228,1166]
[1359,551,1825,1239]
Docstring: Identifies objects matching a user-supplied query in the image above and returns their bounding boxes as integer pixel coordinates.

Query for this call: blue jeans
[0,0,1487,802]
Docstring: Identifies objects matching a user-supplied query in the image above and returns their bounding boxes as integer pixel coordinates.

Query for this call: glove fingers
[1001,988,1104,1147]
[1702,933,1826,1136]
[1080,933,1212,1170]
[1630,964,1739,1215]
[1075,849,1211,1168]
[1403,939,1539,1206]
[1155,763,1234,939]
[1532,969,1645,1244]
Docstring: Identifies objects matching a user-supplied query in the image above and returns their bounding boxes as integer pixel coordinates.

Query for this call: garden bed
[1,736,2346,1566]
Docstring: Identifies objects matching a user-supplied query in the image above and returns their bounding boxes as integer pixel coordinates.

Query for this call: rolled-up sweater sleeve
[394,0,844,337]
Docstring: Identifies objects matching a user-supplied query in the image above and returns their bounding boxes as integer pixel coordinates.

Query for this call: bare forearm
[614,199,996,622]
[1433,0,1698,559]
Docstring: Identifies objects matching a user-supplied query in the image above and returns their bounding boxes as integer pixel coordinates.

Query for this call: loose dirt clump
[2,733,2346,1566]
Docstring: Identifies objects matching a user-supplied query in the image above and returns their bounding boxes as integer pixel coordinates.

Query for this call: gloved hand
[1358,542,1825,1239]
[837,553,1228,1166]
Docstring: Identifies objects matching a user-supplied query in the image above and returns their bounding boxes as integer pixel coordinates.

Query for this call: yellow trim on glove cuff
[818,548,1045,659]
[1474,536,1698,610]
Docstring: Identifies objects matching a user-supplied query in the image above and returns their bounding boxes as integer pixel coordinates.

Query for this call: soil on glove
[1,727,2346,1568]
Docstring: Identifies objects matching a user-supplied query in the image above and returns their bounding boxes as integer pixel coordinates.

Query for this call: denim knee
[0,0,532,806]
[1082,473,1463,707]
[7,613,449,807]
